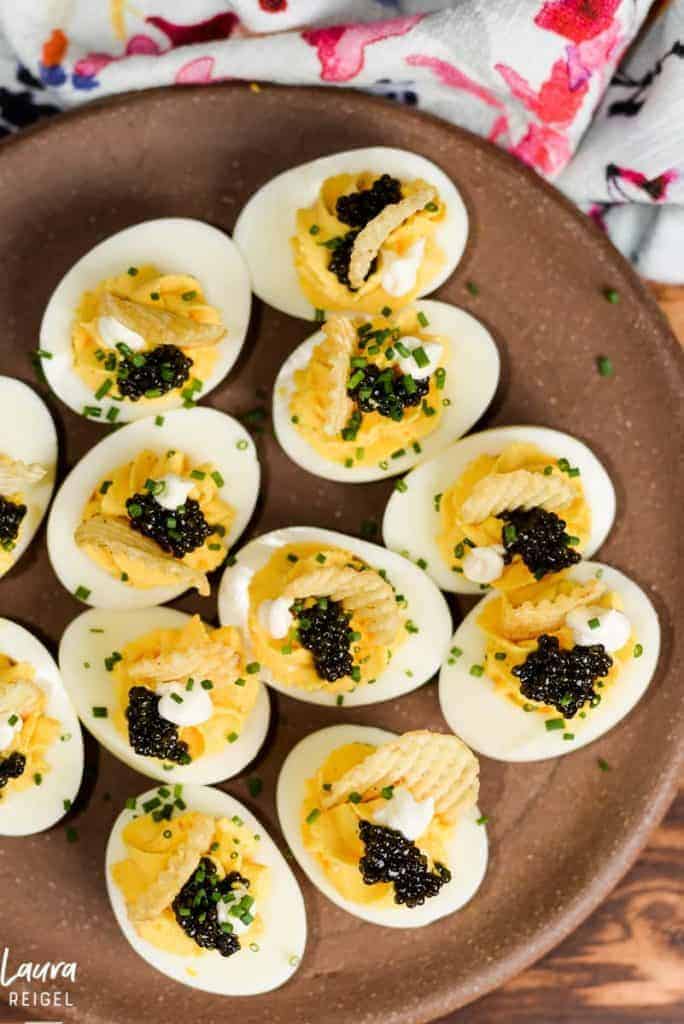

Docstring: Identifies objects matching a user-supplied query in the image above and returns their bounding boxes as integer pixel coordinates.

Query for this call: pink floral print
[303,15,422,83]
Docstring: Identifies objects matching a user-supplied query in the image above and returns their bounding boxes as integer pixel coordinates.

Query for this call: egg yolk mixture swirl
[72,265,223,408]
[112,615,258,761]
[478,575,634,718]
[293,173,445,314]
[248,543,404,695]
[0,656,59,800]
[301,742,452,905]
[78,449,233,590]
[289,309,448,467]
[112,808,268,957]
[438,443,591,590]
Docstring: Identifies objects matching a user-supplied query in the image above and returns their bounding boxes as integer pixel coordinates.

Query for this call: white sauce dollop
[258,597,293,639]
[395,338,443,382]
[0,713,23,751]
[462,545,505,584]
[216,884,256,935]
[97,315,146,352]
[155,474,195,511]
[156,682,213,727]
[381,239,426,298]
[372,786,434,841]
[565,606,632,653]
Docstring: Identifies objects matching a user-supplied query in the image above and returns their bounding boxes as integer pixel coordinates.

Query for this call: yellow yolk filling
[288,308,448,467]
[301,742,452,905]
[112,615,258,760]
[247,542,404,694]
[111,810,268,956]
[292,174,445,314]
[79,449,233,589]
[0,656,59,800]
[477,576,634,717]
[438,443,591,591]
[72,265,221,407]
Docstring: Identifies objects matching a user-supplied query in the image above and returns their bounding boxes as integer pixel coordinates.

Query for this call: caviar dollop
[126,492,214,558]
[126,685,191,764]
[292,597,355,683]
[0,496,26,551]
[499,507,581,580]
[117,344,193,401]
[173,858,249,957]
[0,750,26,789]
[512,633,613,718]
[358,819,451,907]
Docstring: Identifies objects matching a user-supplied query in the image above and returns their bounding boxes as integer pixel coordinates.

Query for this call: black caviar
[173,858,250,958]
[327,230,377,291]
[512,633,613,718]
[0,495,27,550]
[336,174,403,228]
[126,492,213,558]
[293,597,355,682]
[347,363,430,421]
[126,685,191,764]
[358,819,451,907]
[0,751,26,790]
[499,507,581,579]
[117,344,193,401]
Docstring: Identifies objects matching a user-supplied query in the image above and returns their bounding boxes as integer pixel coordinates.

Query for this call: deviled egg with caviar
[439,561,660,761]
[48,408,259,609]
[59,607,270,784]
[40,219,251,423]
[0,618,83,836]
[218,526,452,707]
[106,783,306,994]
[234,148,468,319]
[273,303,499,482]
[277,725,487,927]
[0,377,57,578]
[383,426,616,595]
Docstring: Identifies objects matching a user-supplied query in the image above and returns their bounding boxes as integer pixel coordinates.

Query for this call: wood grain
[441,285,684,1023]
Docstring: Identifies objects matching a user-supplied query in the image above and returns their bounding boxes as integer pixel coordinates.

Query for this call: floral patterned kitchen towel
[0,1,681,279]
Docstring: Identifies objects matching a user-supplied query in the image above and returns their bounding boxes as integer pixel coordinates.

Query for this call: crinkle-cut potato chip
[348,186,436,290]
[0,455,46,493]
[74,515,210,596]
[320,315,356,436]
[321,729,479,824]
[128,642,240,685]
[460,468,575,524]
[283,564,400,645]
[101,293,226,350]
[501,578,606,640]
[0,678,43,717]
[128,813,215,923]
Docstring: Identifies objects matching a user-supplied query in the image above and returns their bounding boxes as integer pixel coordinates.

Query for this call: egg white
[47,407,260,609]
[105,783,306,994]
[39,218,251,422]
[273,300,499,483]
[383,425,616,595]
[0,618,83,836]
[277,724,488,928]
[439,561,660,763]
[59,606,270,785]
[217,526,452,707]
[234,147,469,320]
[0,376,57,577]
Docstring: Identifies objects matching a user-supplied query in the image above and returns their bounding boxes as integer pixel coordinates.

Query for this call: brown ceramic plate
[0,86,681,1024]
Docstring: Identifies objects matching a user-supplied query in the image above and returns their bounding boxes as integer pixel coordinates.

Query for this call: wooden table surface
[441,283,684,1024]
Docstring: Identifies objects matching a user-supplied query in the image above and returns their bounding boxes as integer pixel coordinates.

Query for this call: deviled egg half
[439,561,660,761]
[234,147,468,320]
[106,783,306,994]
[277,725,487,927]
[59,607,270,785]
[39,218,251,423]
[218,526,452,707]
[0,618,83,836]
[47,408,259,609]
[273,302,499,482]
[0,376,57,578]
[383,426,616,595]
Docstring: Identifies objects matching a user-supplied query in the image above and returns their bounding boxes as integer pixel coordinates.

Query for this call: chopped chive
[394,478,408,493]
[603,287,620,304]
[92,706,108,718]
[596,355,614,377]
[336,695,344,706]
[597,758,611,772]
[545,718,565,732]
[181,290,198,301]
[83,405,102,418]
[211,470,225,488]
[381,786,394,800]
[246,662,260,675]
[417,311,429,327]
[476,814,488,825]
[588,617,600,630]
[306,808,320,825]
[633,643,643,658]
[74,585,91,601]
[347,791,362,804]
[469,664,484,677]
[66,827,79,843]
[127,266,138,276]
[155,415,164,426]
